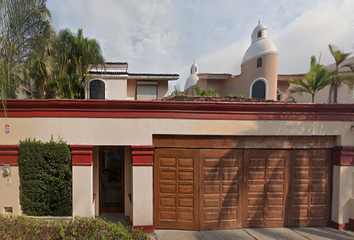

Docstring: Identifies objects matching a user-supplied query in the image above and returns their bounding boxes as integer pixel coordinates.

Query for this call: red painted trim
[334,146,354,166]
[330,220,351,230]
[350,218,354,230]
[70,145,93,166]
[0,145,19,165]
[132,225,154,233]
[131,146,154,166]
[2,99,354,121]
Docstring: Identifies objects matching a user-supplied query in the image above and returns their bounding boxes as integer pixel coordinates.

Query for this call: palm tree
[0,0,52,113]
[287,56,333,103]
[328,44,351,103]
[58,28,105,98]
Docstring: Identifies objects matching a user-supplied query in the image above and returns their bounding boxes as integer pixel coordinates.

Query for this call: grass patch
[0,215,150,239]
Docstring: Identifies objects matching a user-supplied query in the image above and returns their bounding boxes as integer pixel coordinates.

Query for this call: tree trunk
[328,83,333,103]
[311,94,315,103]
[333,82,338,103]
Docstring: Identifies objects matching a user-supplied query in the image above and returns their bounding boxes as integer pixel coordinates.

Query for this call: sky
[47,0,354,92]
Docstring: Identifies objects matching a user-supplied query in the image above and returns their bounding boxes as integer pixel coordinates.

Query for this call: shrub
[0,215,149,239]
[18,137,72,216]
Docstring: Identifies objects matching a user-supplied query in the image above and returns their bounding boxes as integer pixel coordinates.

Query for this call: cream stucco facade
[1,100,354,230]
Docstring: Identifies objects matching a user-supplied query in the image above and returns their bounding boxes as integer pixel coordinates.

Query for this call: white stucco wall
[72,165,93,217]
[0,165,21,215]
[1,118,353,146]
[332,166,354,224]
[132,166,153,226]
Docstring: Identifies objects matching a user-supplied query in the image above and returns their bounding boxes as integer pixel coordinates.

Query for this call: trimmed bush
[19,137,72,216]
[0,215,149,239]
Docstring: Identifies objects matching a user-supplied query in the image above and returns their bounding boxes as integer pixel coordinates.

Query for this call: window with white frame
[89,80,105,99]
[136,81,158,100]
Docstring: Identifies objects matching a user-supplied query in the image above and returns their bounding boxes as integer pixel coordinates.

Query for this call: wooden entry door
[243,150,290,228]
[99,147,124,213]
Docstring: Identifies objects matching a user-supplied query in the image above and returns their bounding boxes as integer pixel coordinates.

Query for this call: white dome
[185,74,199,90]
[252,23,266,35]
[242,38,277,64]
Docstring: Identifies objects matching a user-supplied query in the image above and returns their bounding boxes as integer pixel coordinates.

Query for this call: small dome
[252,22,267,36]
[184,61,199,90]
[185,74,199,90]
[242,21,277,64]
[242,38,277,64]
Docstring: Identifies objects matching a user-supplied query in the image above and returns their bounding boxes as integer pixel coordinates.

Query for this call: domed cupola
[184,61,199,90]
[242,21,277,64]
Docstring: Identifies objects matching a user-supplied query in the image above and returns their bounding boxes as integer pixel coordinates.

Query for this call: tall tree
[328,44,351,103]
[0,0,52,99]
[287,56,333,103]
[0,0,52,114]
[57,28,105,99]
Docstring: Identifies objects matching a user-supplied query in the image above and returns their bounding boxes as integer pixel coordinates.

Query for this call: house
[184,21,354,103]
[1,23,354,233]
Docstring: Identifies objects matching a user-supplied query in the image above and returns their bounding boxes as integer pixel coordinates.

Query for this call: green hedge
[0,215,149,239]
[18,137,72,216]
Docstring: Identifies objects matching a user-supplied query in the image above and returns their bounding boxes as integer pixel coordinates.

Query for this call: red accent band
[330,220,351,231]
[2,99,354,121]
[334,146,354,166]
[132,225,154,233]
[131,146,154,166]
[70,145,93,166]
[0,145,19,166]
[350,218,354,230]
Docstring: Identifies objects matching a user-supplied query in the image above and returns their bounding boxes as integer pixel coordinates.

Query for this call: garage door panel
[154,149,199,230]
[290,149,331,227]
[199,149,243,230]
[243,150,290,228]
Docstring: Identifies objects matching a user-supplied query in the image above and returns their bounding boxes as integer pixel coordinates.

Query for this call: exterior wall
[331,166,354,225]
[72,165,93,217]
[106,79,127,100]
[157,81,169,99]
[2,118,353,146]
[93,147,99,216]
[239,54,278,100]
[0,165,21,215]
[277,81,290,101]
[127,80,136,100]
[207,79,224,96]
[132,166,153,226]
[288,84,354,103]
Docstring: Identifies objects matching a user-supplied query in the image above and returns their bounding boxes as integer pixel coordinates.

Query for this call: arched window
[257,58,262,68]
[89,80,105,99]
[251,79,267,99]
[257,31,262,38]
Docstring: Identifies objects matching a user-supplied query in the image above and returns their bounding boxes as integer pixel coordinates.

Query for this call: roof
[160,95,276,103]
[3,99,354,121]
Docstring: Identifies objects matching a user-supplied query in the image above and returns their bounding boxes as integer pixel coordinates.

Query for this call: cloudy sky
[47,0,354,91]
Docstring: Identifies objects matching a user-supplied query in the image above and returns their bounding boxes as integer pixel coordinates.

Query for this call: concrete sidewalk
[153,227,354,240]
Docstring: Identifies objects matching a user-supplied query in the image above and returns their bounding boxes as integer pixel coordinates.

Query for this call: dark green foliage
[18,137,72,216]
[0,215,149,240]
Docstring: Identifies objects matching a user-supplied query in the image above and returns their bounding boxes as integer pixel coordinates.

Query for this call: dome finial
[258,19,260,24]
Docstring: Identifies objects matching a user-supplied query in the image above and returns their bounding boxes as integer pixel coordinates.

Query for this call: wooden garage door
[290,149,331,227]
[154,147,331,230]
[154,149,199,230]
[199,149,243,230]
[243,150,290,227]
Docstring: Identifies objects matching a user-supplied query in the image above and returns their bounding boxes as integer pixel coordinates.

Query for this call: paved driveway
[153,227,354,240]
